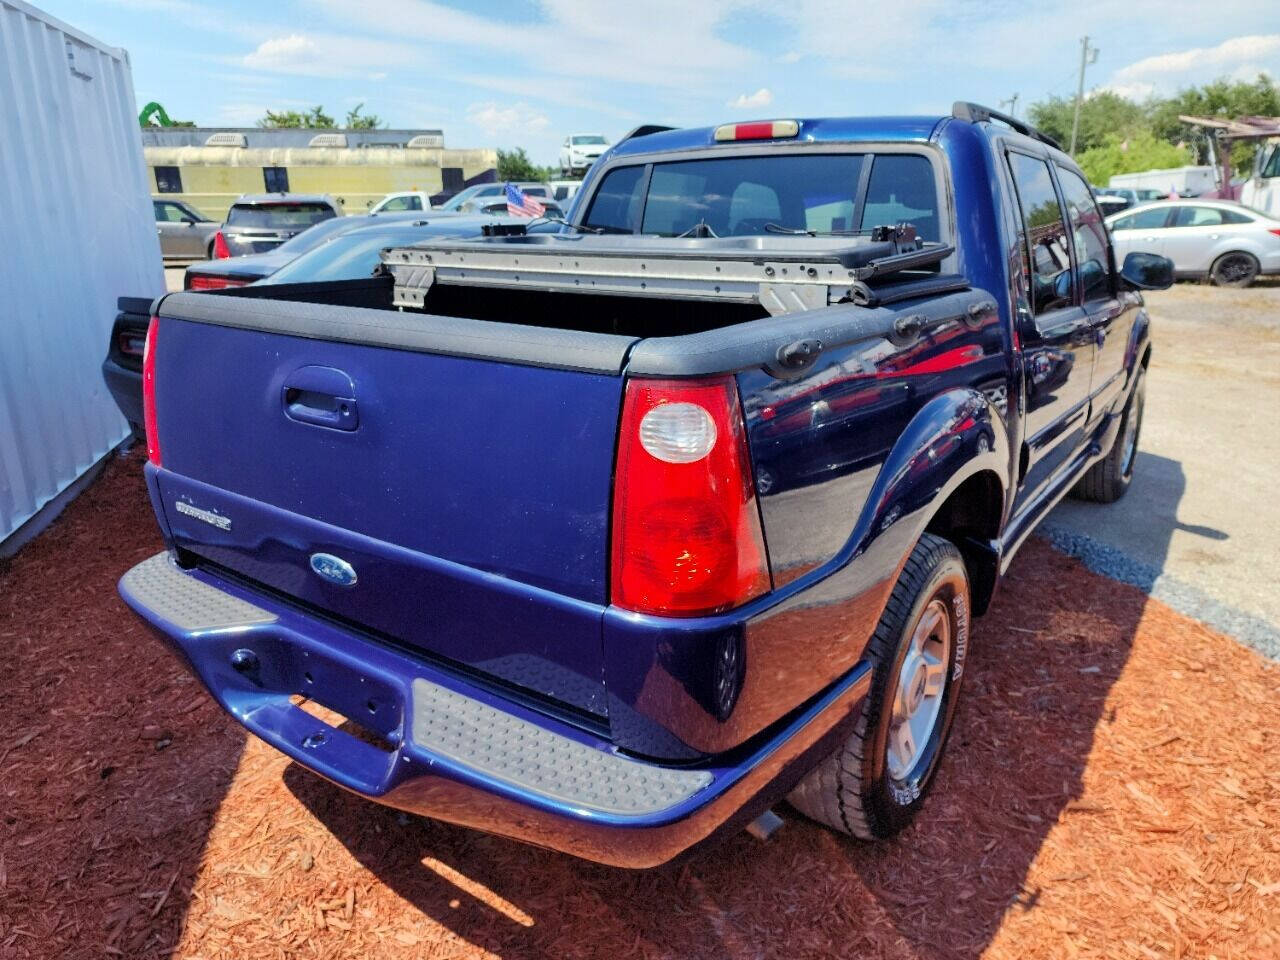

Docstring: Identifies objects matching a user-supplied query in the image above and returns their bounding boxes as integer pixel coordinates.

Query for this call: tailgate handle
[282,365,358,432]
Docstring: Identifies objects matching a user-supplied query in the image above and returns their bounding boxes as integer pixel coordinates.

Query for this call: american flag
[505,182,546,218]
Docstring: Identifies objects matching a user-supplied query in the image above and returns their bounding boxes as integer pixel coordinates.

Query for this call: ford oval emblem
[309,553,357,587]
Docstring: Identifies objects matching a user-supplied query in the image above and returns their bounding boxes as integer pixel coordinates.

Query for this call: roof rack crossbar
[952,101,1062,151]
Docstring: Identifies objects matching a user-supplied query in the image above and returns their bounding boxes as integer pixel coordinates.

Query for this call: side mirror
[1120,251,1174,291]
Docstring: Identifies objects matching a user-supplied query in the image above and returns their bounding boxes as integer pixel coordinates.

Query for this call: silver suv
[220,193,341,256]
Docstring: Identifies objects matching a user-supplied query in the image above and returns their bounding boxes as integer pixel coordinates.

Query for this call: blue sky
[40,0,1280,165]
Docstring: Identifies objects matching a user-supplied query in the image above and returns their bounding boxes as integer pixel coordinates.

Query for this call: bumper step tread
[121,552,277,631]
[411,678,712,816]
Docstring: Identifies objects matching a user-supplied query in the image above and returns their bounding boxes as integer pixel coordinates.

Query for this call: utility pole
[999,93,1020,119]
[1069,36,1099,156]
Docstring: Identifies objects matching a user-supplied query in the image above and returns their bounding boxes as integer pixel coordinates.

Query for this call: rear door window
[1057,167,1114,302]
[1171,206,1217,227]
[1110,207,1172,231]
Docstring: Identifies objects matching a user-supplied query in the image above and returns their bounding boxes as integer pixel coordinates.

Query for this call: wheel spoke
[921,656,946,697]
[912,606,943,653]
[889,722,915,772]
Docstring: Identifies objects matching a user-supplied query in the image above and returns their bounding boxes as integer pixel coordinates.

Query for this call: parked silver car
[153,198,221,261]
[1107,200,1280,287]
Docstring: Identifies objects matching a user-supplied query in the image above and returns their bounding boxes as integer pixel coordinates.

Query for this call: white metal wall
[0,1,164,547]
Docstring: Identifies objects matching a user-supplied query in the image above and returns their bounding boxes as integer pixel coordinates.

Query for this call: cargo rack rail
[381,227,955,316]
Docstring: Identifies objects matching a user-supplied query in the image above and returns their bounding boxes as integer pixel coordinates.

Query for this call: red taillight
[1269,228,1280,237]
[611,376,771,616]
[187,274,247,290]
[212,231,231,259]
[142,317,161,465]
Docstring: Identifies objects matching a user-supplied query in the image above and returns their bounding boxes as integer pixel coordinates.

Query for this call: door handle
[282,365,358,431]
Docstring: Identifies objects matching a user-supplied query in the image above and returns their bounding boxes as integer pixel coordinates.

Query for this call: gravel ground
[1046,278,1280,658]
[1,450,1277,960]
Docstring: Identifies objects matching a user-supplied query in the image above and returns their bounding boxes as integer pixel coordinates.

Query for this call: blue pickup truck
[119,103,1172,867]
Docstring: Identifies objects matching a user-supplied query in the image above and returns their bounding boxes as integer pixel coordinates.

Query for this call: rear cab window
[582,150,943,242]
[226,203,336,229]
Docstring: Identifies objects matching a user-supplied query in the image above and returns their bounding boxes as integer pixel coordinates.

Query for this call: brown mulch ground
[1,449,1277,960]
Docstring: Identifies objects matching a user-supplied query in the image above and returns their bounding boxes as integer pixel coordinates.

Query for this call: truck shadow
[0,449,249,960]
[283,455,1191,959]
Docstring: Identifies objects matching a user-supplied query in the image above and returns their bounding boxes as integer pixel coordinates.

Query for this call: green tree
[1075,132,1191,186]
[345,103,384,130]
[496,147,554,182]
[1027,91,1148,154]
[258,105,336,129]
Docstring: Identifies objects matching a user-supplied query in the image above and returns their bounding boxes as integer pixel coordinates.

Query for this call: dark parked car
[184,211,430,290]
[217,193,341,257]
[153,198,221,260]
[106,214,543,430]
[119,103,1172,868]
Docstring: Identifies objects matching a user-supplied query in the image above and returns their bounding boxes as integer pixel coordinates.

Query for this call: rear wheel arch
[923,469,1004,616]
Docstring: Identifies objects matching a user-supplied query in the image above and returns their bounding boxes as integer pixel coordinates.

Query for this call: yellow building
[141,128,497,219]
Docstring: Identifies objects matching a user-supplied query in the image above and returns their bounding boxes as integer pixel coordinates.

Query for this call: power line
[999,93,1020,119]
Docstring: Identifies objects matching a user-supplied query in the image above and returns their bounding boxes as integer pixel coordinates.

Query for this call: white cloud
[1111,34,1280,82]
[777,50,802,64]
[312,0,754,88]
[243,34,318,71]
[728,87,773,109]
[240,32,416,77]
[368,72,388,82]
[466,102,551,138]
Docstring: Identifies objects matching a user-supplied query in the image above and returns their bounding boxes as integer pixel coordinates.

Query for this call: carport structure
[1178,113,1280,196]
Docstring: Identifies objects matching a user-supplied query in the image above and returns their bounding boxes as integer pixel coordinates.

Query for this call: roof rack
[952,101,1062,151]
[618,124,676,144]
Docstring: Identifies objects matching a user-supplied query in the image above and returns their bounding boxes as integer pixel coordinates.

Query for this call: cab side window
[1007,153,1072,315]
[1057,167,1114,302]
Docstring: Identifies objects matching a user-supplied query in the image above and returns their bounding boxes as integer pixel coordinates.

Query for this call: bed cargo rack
[382,229,955,317]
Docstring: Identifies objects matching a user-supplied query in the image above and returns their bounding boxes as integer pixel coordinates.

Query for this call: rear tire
[1210,251,1259,288]
[1073,366,1145,503]
[787,533,970,840]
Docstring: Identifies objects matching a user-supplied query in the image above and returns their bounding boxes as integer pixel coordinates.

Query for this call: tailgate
[150,292,636,718]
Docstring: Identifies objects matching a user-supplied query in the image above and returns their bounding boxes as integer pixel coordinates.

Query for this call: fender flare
[843,387,1011,612]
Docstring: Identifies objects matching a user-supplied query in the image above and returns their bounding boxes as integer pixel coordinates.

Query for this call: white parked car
[1106,200,1280,287]
[368,191,433,213]
[559,134,609,177]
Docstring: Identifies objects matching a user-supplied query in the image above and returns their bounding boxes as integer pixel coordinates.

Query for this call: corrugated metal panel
[0,1,164,549]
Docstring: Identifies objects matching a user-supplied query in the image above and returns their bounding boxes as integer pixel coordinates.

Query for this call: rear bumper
[118,552,870,867]
[101,357,142,434]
